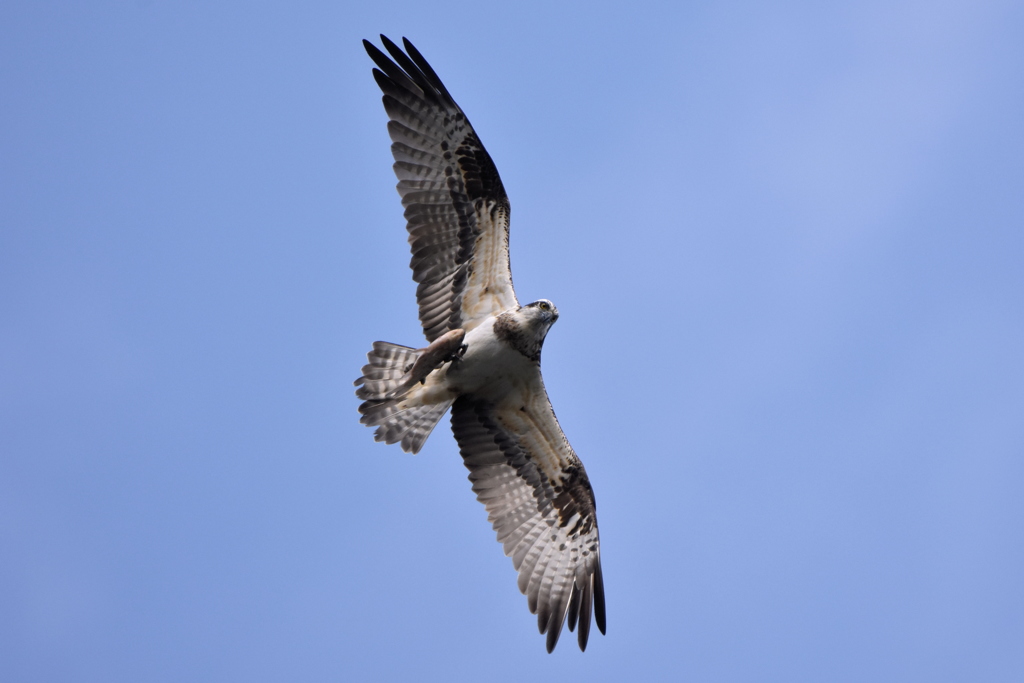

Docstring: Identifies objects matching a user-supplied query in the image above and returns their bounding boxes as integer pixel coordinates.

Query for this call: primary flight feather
[355,35,605,652]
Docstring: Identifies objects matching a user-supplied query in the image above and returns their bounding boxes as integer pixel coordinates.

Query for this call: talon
[441,342,469,364]
[444,346,466,363]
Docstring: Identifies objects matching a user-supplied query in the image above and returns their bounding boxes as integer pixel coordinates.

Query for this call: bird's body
[450,308,548,396]
[355,36,605,652]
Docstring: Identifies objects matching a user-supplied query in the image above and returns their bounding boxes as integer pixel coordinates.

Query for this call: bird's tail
[355,341,423,401]
[354,341,453,454]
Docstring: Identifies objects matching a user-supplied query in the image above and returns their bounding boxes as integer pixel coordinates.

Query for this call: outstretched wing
[364,36,518,342]
[450,393,606,652]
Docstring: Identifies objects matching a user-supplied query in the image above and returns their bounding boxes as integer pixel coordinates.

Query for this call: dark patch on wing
[552,464,597,536]
[364,36,514,342]
[450,396,605,652]
[456,130,506,203]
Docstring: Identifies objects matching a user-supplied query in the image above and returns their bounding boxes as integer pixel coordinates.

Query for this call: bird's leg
[444,343,468,364]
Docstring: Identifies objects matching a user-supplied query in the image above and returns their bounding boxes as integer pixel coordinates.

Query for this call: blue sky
[2,1,1023,681]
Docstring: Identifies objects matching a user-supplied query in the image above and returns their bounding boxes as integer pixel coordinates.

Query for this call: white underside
[396,314,539,412]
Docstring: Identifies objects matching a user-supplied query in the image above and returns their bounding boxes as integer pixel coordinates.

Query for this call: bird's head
[494,299,560,361]
[520,299,559,341]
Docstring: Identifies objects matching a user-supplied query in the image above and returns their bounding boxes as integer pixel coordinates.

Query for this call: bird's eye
[539,302,549,311]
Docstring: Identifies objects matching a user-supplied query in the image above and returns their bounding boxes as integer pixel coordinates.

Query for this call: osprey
[355,36,606,652]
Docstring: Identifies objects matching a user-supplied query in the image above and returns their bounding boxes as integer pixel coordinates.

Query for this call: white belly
[441,316,536,402]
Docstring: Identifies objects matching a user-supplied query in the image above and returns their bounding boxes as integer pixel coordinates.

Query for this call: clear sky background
[3,1,1023,681]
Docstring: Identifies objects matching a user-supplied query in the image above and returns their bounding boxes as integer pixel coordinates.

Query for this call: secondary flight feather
[355,35,605,652]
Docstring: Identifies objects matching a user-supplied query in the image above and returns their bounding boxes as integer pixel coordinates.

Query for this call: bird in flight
[355,36,605,652]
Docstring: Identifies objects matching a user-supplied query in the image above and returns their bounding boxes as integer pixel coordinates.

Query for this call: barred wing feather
[450,395,606,652]
[364,37,518,342]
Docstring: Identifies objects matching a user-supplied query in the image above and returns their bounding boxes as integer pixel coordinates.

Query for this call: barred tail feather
[355,341,453,453]
[358,398,453,453]
[354,342,423,400]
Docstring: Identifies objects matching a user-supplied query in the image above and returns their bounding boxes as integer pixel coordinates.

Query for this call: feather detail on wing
[450,395,606,652]
[364,36,518,342]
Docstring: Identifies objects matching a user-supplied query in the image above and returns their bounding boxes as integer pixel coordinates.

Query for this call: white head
[494,299,559,361]
[521,299,559,330]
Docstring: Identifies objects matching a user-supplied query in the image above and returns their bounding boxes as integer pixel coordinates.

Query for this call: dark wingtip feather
[594,561,607,635]
[544,590,572,653]
[545,619,560,653]
[377,34,447,107]
[402,37,455,104]
[370,68,389,87]
[364,37,421,96]
[363,38,389,69]
[566,581,581,633]
[379,34,405,65]
[577,577,593,651]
